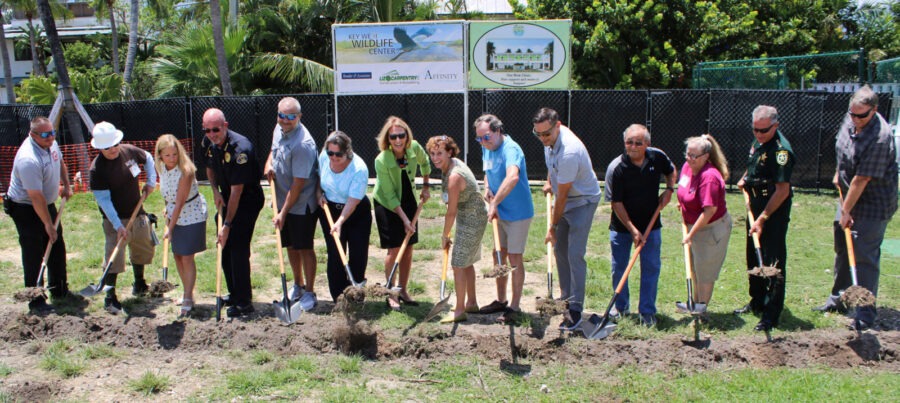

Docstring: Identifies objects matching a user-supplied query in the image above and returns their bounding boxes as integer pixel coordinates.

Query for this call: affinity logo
[379,70,419,82]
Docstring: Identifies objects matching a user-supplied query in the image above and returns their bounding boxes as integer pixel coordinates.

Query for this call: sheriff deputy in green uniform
[733,105,794,333]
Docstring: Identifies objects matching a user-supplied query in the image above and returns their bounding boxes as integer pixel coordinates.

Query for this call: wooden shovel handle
[322,204,351,267]
[395,203,425,264]
[215,214,223,298]
[837,187,857,269]
[104,192,149,265]
[268,179,287,276]
[40,197,67,265]
[741,188,763,249]
[614,205,662,294]
[440,240,450,282]
[491,218,502,253]
[681,221,693,281]
[546,193,553,274]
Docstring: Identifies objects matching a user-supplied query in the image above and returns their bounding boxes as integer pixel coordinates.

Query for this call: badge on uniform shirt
[224,152,231,163]
[758,153,767,164]
[236,153,248,164]
[51,150,59,161]
[776,150,789,166]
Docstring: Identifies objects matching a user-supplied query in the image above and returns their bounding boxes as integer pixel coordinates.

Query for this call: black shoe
[754,320,773,332]
[28,297,53,313]
[104,295,124,314]
[221,295,234,307]
[848,319,872,331]
[132,279,149,296]
[812,303,846,314]
[733,303,760,315]
[226,304,254,318]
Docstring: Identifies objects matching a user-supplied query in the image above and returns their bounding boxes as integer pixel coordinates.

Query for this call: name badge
[678,175,690,188]
[483,158,493,171]
[126,160,141,177]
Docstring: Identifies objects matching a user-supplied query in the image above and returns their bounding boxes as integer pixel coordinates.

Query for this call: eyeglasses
[102,144,119,151]
[203,127,222,134]
[277,112,298,120]
[475,134,491,143]
[532,128,553,138]
[33,130,56,139]
[848,107,873,119]
[685,152,707,160]
[752,124,775,134]
[326,150,345,158]
[625,140,644,146]
[389,132,407,141]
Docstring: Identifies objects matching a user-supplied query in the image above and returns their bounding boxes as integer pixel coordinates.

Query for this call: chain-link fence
[1,89,895,195]
[694,51,865,90]
[873,56,900,83]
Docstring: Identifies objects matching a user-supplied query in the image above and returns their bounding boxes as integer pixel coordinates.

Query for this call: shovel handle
[440,241,450,282]
[269,179,288,276]
[613,205,661,294]
[546,193,553,275]
[215,214,223,298]
[395,203,425,265]
[741,188,763,249]
[322,204,351,267]
[836,187,859,285]
[681,222,693,281]
[491,218,502,253]
[37,197,68,285]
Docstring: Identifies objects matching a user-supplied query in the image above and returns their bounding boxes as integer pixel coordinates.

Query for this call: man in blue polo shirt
[604,124,676,328]
[474,114,534,324]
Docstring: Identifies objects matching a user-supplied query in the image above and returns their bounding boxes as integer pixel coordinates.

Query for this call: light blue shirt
[318,151,369,204]
[482,135,534,221]
[544,125,601,212]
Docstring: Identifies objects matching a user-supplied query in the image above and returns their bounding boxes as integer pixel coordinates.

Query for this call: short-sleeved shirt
[160,165,208,226]
[373,140,431,210]
[204,130,263,203]
[745,131,794,208]
[836,112,898,221]
[8,137,62,205]
[271,123,319,215]
[318,151,369,204]
[90,143,148,219]
[544,125,601,212]
[482,135,534,221]
[676,161,727,224]
[604,147,675,233]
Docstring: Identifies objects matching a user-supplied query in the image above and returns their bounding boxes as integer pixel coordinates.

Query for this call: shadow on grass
[775,308,815,331]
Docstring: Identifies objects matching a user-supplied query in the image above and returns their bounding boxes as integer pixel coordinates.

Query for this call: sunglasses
[532,128,553,138]
[389,132,407,140]
[752,124,775,134]
[203,127,222,134]
[33,130,56,139]
[277,112,298,120]
[475,134,491,143]
[685,152,707,160]
[326,150,345,158]
[848,108,873,119]
[625,140,644,146]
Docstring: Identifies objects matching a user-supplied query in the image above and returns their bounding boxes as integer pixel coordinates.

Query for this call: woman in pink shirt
[676,134,732,315]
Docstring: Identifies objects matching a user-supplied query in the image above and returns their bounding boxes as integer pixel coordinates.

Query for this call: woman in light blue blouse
[317,131,372,301]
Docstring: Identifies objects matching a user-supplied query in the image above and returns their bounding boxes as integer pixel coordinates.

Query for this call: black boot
[104,275,123,314]
[132,265,148,296]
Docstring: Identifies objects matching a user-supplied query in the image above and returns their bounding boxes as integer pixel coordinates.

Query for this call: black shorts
[374,200,418,249]
[280,209,318,250]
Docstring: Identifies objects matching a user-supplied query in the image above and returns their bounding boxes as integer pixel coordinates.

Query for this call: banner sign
[333,22,466,94]
[469,20,571,89]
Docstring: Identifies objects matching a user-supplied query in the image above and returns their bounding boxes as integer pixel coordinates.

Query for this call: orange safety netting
[1,139,193,196]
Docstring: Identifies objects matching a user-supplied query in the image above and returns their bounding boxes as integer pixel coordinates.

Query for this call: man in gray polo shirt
[815,85,898,330]
[533,107,601,331]
[5,116,73,311]
[264,97,320,308]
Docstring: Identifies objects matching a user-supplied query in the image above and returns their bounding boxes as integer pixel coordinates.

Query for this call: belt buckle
[335,203,344,210]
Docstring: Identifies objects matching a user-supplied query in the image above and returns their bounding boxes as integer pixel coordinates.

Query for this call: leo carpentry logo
[379,70,419,84]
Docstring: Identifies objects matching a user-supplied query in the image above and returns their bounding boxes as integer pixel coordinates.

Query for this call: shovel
[385,204,424,292]
[677,221,696,314]
[269,179,302,325]
[741,189,781,277]
[33,197,67,292]
[584,206,662,340]
[322,203,366,288]
[80,193,148,297]
[423,243,452,322]
[484,218,514,278]
[215,214,225,322]
[836,188,876,327]
[546,193,554,299]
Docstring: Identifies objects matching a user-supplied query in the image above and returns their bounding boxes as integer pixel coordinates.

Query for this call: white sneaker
[290,284,305,302]
[300,291,317,310]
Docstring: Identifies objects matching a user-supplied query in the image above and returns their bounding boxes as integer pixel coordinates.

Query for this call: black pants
[745,200,790,325]
[6,199,68,296]
[219,192,264,307]
[319,197,372,301]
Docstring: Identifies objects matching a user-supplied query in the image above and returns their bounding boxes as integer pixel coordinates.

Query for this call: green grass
[250,350,275,365]
[80,344,120,360]
[0,363,12,377]
[39,340,86,378]
[128,371,170,396]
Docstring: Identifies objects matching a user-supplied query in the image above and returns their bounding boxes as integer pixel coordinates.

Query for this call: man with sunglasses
[474,114,534,323]
[604,124,676,328]
[264,97,319,308]
[6,116,73,312]
[89,121,157,314]
[203,108,265,318]
[533,107,601,332]
[733,105,794,333]
[815,86,897,331]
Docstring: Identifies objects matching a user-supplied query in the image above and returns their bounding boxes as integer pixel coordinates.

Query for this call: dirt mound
[333,319,379,358]
[4,380,58,402]
[147,280,177,298]
[535,297,567,316]
[841,285,876,309]
[13,287,47,303]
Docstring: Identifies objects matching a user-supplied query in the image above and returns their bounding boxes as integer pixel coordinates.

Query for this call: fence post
[858,47,866,84]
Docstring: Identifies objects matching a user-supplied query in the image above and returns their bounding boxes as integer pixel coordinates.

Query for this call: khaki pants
[102,215,156,274]
[689,212,732,283]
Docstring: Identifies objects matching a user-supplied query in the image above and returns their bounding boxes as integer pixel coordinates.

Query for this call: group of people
[7,86,895,332]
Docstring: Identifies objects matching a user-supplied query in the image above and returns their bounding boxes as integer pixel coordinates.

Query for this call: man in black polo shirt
[203,108,265,318]
[604,124,676,328]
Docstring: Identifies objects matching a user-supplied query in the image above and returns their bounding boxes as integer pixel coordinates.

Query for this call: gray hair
[278,97,302,113]
[473,114,504,133]
[623,123,651,143]
[30,116,51,131]
[324,130,353,160]
[849,85,878,108]
[752,105,779,124]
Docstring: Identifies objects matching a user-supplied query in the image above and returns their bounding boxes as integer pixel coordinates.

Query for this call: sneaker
[609,306,630,321]
[300,291,317,310]
[290,284,305,302]
[104,295,124,314]
[226,304,255,318]
[675,301,691,314]
[558,310,583,331]
[28,297,53,313]
[132,279,149,296]
[640,313,657,328]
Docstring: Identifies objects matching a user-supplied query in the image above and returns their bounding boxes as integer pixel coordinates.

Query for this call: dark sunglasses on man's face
[848,108,873,120]
[752,124,775,134]
[389,132,407,140]
[33,130,56,139]
[203,127,222,134]
[277,112,298,120]
[326,150,345,158]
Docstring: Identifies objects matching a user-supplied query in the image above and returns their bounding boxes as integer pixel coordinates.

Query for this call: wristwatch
[223,220,231,227]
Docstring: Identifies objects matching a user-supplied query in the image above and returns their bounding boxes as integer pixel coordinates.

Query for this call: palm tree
[486,41,495,71]
[0,6,15,104]
[91,0,120,74]
[152,22,250,97]
[209,0,232,96]
[122,0,138,96]
[545,41,554,70]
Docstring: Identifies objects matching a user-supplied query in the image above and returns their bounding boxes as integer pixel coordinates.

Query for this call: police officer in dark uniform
[733,105,794,332]
[203,108,265,318]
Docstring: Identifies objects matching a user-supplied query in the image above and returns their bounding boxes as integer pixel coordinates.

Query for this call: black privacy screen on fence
[0,90,894,192]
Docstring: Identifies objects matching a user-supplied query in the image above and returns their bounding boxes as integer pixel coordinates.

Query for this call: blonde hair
[155,134,196,177]
[376,116,413,151]
[685,134,729,180]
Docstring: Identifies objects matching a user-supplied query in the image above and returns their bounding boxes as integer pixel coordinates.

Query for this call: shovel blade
[423,296,452,322]
[79,283,112,297]
[215,297,224,322]
[583,314,617,340]
[162,266,168,282]
[273,299,303,324]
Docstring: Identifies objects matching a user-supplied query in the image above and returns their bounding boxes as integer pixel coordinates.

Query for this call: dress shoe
[733,303,760,315]
[754,320,773,332]
[812,303,846,314]
[226,304,255,318]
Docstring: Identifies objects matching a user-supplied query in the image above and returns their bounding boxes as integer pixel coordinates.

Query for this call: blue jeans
[610,229,662,315]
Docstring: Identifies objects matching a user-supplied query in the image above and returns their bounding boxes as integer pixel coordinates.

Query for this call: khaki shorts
[689,212,732,284]
[102,215,156,274]
[498,217,533,255]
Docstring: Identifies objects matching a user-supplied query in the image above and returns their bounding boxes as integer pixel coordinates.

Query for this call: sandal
[398,295,420,306]
[464,305,480,314]
[477,300,508,314]
[386,297,401,312]
[180,298,193,317]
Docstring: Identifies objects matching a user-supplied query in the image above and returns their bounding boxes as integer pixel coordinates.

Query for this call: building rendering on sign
[489,45,552,71]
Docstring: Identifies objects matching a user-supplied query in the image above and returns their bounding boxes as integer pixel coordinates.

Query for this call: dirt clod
[364,284,400,298]
[747,265,782,278]
[535,297,567,317]
[148,280,177,298]
[14,287,47,302]
[484,264,515,279]
[841,285,876,308]
[332,319,378,358]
